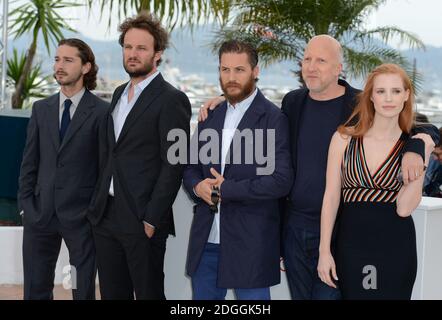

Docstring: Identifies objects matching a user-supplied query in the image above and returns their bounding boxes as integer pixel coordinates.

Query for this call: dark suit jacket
[87,73,191,235]
[18,90,109,228]
[183,90,293,288]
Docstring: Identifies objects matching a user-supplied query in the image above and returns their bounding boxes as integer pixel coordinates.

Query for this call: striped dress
[336,133,417,300]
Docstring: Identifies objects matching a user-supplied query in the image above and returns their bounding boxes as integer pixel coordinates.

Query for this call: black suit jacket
[87,73,191,235]
[18,90,109,228]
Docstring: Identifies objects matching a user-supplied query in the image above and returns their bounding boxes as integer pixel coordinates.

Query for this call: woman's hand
[317,251,339,288]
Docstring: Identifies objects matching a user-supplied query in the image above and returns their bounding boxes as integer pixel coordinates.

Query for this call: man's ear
[82,62,92,75]
[253,65,260,80]
[154,51,163,65]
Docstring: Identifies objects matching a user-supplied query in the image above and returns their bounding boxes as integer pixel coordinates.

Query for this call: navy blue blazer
[183,90,293,288]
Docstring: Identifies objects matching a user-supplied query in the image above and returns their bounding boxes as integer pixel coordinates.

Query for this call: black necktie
[60,99,72,141]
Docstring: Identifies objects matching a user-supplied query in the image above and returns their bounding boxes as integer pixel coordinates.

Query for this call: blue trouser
[192,243,271,300]
[283,215,341,300]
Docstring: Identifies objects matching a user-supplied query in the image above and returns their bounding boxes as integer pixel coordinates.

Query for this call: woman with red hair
[317,64,434,299]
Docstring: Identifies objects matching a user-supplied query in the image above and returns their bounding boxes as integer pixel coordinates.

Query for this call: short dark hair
[58,38,98,90]
[118,12,169,66]
[218,40,258,69]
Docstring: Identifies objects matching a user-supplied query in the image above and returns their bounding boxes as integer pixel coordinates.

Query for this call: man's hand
[401,152,423,185]
[402,133,435,185]
[144,223,155,238]
[195,178,218,205]
[210,168,225,200]
[198,96,226,122]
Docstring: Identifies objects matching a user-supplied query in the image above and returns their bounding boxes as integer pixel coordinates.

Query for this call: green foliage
[212,0,425,89]
[86,0,233,31]
[9,0,77,108]
[9,0,80,54]
[7,48,51,108]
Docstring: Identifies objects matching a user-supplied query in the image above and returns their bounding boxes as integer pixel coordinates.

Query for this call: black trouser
[22,214,96,300]
[93,196,168,300]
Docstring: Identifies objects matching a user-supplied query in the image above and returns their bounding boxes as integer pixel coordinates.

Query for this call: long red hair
[338,63,414,137]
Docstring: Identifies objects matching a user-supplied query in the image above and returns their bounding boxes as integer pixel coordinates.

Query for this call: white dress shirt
[207,88,258,244]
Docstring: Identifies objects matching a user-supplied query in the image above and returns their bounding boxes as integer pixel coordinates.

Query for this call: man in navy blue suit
[183,40,293,300]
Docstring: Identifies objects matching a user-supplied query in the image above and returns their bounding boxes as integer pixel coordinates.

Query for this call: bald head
[305,35,343,64]
[301,35,344,99]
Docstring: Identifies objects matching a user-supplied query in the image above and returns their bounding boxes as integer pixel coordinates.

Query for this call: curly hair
[118,12,169,67]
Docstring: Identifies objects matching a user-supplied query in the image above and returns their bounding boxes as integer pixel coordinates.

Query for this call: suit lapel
[205,102,227,176]
[109,83,126,114]
[59,90,95,151]
[115,74,166,147]
[46,93,61,151]
[108,84,126,146]
[223,90,265,177]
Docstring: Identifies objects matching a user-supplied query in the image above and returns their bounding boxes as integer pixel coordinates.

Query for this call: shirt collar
[59,87,85,108]
[122,71,160,98]
[226,88,258,112]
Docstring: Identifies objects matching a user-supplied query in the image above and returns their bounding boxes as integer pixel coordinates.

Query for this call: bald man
[198,35,438,300]
[280,35,351,300]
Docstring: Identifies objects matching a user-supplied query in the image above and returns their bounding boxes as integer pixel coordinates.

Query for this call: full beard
[220,75,256,105]
[124,57,155,78]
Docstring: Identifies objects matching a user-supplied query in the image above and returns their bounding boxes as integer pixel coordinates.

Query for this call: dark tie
[60,99,72,141]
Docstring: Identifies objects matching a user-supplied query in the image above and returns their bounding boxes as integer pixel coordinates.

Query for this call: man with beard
[87,13,191,300]
[198,35,439,300]
[18,38,109,299]
[182,40,293,300]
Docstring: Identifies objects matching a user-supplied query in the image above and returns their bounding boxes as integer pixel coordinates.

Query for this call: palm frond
[85,0,232,31]
[7,48,51,104]
[343,46,423,93]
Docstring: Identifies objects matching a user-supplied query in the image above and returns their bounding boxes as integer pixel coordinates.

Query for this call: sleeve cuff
[403,138,425,161]
[143,221,155,229]
[193,187,200,198]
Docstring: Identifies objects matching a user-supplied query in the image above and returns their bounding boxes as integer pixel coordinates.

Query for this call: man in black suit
[18,38,109,300]
[87,13,191,300]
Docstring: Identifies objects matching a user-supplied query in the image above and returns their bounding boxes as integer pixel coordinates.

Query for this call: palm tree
[86,0,233,30]
[212,0,425,87]
[9,0,80,109]
[7,48,52,108]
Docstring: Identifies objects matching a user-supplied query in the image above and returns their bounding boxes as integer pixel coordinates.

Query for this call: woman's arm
[318,131,349,288]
